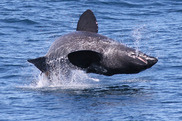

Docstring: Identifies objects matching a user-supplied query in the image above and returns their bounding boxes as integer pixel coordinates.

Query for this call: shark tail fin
[27,56,48,72]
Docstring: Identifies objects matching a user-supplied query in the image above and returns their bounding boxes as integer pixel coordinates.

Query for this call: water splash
[132,25,146,56]
[26,69,100,90]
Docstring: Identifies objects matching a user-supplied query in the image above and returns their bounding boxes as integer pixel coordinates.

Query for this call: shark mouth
[137,56,148,64]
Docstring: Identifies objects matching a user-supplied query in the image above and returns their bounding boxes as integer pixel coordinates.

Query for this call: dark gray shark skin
[28,9,158,76]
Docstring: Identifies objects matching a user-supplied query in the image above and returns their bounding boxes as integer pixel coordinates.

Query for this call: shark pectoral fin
[87,64,107,75]
[76,9,98,33]
[27,56,47,72]
[68,50,102,68]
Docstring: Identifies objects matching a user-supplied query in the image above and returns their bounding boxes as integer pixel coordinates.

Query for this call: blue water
[0,0,182,120]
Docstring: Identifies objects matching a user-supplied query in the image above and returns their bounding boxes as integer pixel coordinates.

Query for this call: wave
[0,18,38,25]
[0,32,6,35]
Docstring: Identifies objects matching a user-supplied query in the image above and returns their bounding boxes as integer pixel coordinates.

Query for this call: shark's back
[46,31,115,60]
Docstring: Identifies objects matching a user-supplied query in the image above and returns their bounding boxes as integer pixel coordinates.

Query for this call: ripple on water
[0,18,38,25]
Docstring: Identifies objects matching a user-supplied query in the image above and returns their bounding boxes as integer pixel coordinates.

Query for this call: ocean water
[0,0,182,120]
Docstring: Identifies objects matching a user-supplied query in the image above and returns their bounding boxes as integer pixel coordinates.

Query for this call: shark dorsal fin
[76,9,98,33]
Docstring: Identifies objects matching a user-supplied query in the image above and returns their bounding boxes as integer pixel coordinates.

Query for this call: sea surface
[0,0,182,121]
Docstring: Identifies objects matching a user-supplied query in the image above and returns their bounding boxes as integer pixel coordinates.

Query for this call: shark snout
[146,56,158,67]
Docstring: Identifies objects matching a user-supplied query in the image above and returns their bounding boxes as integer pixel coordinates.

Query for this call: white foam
[24,69,100,90]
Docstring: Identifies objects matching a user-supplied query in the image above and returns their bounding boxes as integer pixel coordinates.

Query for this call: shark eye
[129,52,136,58]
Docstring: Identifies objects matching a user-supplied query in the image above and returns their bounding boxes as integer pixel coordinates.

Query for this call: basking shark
[28,9,158,76]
